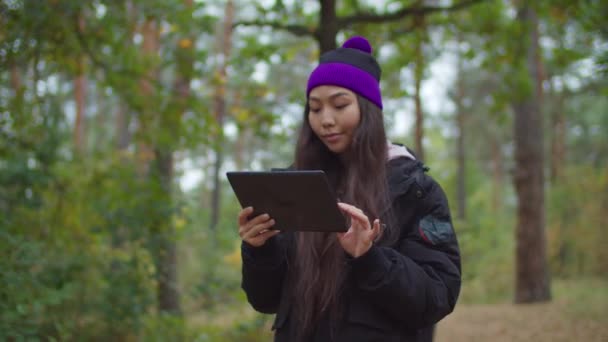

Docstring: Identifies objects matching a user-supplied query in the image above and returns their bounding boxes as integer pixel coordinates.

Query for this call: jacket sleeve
[349,172,461,330]
[240,234,288,314]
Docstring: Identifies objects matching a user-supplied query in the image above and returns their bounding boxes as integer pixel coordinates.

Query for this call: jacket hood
[388,142,416,161]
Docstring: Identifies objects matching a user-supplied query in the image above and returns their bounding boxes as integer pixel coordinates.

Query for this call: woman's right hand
[238,207,280,247]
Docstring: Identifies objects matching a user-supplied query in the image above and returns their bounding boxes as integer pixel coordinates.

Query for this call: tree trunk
[491,136,503,212]
[233,94,247,171]
[139,13,183,314]
[549,78,566,183]
[455,40,466,220]
[210,0,235,231]
[115,105,131,150]
[153,148,181,313]
[317,0,338,54]
[116,0,135,152]
[512,4,551,303]
[413,11,426,161]
[111,0,134,272]
[74,13,87,155]
[137,17,158,174]
[10,63,24,107]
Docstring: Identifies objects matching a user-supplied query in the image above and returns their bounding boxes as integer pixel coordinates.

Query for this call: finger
[237,207,254,226]
[244,218,275,240]
[248,229,280,245]
[246,213,272,229]
[372,219,381,239]
[243,218,276,240]
[338,203,369,224]
[349,210,371,229]
[338,202,364,215]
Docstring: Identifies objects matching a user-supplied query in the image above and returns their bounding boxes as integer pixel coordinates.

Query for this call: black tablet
[226,170,348,232]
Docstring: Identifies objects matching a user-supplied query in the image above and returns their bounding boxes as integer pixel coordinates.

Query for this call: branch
[233,20,316,37]
[339,0,488,28]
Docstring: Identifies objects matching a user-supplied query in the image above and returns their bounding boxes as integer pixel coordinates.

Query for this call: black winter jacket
[241,155,461,342]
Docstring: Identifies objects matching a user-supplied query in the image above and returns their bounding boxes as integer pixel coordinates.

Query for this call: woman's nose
[320,110,335,126]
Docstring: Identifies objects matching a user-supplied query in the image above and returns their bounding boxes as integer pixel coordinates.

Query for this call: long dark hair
[291,94,395,339]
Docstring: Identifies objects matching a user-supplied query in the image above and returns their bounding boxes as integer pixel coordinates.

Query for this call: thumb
[372,219,381,239]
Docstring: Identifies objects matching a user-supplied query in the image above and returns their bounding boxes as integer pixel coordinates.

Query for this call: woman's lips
[323,133,342,143]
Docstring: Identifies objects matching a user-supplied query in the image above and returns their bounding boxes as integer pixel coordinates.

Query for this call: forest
[1,0,607,341]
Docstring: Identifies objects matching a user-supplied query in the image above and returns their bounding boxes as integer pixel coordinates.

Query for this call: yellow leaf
[179,38,192,49]
[174,217,186,231]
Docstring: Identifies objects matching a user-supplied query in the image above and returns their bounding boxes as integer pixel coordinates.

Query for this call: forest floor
[191,278,608,341]
[435,301,608,342]
[435,278,608,342]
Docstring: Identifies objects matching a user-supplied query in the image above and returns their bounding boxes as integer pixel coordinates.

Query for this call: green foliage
[553,277,608,321]
[547,165,608,277]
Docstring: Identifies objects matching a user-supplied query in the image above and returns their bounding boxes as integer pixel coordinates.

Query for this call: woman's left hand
[336,202,381,258]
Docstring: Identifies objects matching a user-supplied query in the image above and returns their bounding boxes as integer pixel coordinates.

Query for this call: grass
[187,278,608,342]
[436,277,608,342]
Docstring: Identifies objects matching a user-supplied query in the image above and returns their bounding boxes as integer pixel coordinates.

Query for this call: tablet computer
[226,170,348,232]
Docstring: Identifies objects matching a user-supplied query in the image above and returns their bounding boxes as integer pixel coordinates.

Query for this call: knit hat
[306,36,382,109]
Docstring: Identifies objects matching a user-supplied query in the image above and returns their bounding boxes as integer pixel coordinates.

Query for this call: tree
[454,31,467,220]
[210,0,236,232]
[511,2,551,303]
[235,0,488,54]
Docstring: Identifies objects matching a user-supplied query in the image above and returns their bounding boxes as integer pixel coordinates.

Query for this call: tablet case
[226,170,348,232]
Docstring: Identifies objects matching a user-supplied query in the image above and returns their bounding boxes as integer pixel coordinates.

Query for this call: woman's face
[308,86,361,154]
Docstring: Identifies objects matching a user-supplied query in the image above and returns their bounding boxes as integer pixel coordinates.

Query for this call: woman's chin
[325,144,347,154]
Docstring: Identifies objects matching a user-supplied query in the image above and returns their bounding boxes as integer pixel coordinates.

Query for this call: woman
[237,36,461,342]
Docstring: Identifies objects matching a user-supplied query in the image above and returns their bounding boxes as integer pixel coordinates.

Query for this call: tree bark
[413,12,426,161]
[73,13,87,155]
[455,42,466,220]
[10,63,24,109]
[210,0,235,231]
[153,148,180,314]
[549,78,566,183]
[139,13,183,314]
[512,4,551,303]
[490,136,503,212]
[317,0,338,53]
[115,0,135,152]
[233,94,247,171]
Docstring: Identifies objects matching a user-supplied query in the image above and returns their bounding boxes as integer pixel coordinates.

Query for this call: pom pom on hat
[342,36,372,54]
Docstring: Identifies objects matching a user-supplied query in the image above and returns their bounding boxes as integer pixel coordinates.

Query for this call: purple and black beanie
[306,36,383,109]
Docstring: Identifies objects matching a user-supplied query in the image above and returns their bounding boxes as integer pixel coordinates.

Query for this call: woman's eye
[310,108,321,113]
[335,104,348,110]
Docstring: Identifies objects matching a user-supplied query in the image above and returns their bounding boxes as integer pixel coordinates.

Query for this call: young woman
[237,36,461,342]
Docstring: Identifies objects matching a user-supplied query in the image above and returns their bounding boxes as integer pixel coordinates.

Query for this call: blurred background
[1,0,607,341]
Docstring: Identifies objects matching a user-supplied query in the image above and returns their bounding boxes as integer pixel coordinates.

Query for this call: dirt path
[435,301,608,342]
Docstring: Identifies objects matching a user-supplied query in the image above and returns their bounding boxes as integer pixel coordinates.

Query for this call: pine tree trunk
[233,94,246,171]
[455,42,467,220]
[153,148,180,313]
[210,0,235,231]
[512,4,551,303]
[317,0,338,54]
[10,63,23,108]
[491,137,503,212]
[139,14,183,314]
[413,12,426,161]
[73,13,87,154]
[549,78,566,183]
